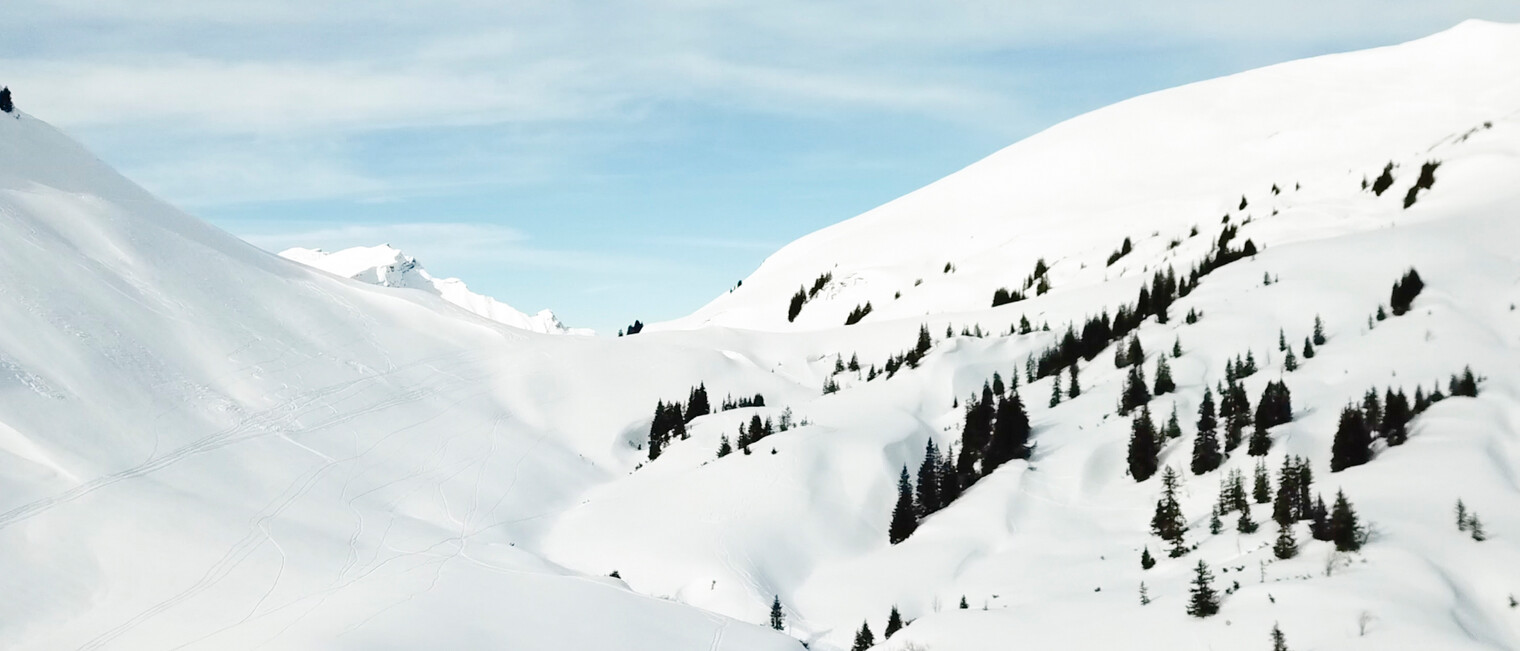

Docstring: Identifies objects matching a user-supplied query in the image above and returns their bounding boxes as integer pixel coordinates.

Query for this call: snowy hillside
[280,245,590,335]
[3,19,1520,651]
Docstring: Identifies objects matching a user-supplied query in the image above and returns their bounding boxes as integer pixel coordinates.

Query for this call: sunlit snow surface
[2,20,1520,651]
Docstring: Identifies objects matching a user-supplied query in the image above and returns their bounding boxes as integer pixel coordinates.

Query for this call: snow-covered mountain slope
[658,19,1520,333]
[280,245,590,335]
[5,19,1520,651]
[0,108,798,650]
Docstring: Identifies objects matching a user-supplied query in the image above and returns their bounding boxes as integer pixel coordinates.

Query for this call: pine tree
[1128,336,1145,366]
[770,595,786,630]
[1382,390,1412,445]
[986,392,1032,472]
[1068,364,1081,398]
[885,606,903,638]
[1151,466,1186,541]
[1237,505,1259,534]
[1456,499,1468,532]
[938,449,961,505]
[788,288,806,322]
[1153,354,1176,395]
[889,466,917,544]
[1279,329,1287,351]
[1470,513,1487,541]
[1284,347,1298,372]
[851,621,875,651]
[1209,507,1223,534]
[849,353,861,372]
[1128,406,1160,482]
[1186,560,1220,617]
[1223,381,1250,452]
[1313,315,1326,345]
[1253,460,1272,504]
[1271,622,1289,651]
[1310,495,1332,541]
[1121,365,1151,415]
[1330,405,1372,472]
[1272,456,1297,526]
[1192,389,1222,475]
[1141,546,1156,570]
[915,324,933,359]
[686,384,711,421]
[1302,337,1315,359]
[916,440,942,517]
[717,435,732,458]
[0,87,12,114]
[1273,521,1299,559]
[1050,374,1063,407]
[1390,268,1424,316]
[648,400,668,461]
[992,372,1005,395]
[1164,406,1182,440]
[959,595,969,609]
[1173,337,1183,357]
[1329,490,1364,552]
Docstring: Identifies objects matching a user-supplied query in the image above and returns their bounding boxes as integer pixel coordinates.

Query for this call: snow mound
[280,244,591,335]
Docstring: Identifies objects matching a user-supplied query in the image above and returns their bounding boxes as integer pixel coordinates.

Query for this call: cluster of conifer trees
[890,377,1032,543]
[787,272,834,322]
[1331,368,1477,471]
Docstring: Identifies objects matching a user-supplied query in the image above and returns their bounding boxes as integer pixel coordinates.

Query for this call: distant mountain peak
[280,245,591,335]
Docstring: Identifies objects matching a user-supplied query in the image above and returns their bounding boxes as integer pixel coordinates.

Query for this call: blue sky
[5,2,1520,333]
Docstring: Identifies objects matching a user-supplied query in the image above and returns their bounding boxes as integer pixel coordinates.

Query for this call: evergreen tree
[1469,513,1487,541]
[1223,381,1251,452]
[1272,521,1299,559]
[1153,354,1176,395]
[686,384,711,421]
[0,87,12,114]
[1186,560,1220,617]
[1382,390,1412,445]
[959,596,969,609]
[1151,466,1186,541]
[1209,506,1223,534]
[1271,623,1289,651]
[771,595,786,630]
[1192,389,1222,475]
[851,621,875,651]
[1284,346,1298,372]
[1330,405,1373,472]
[915,324,933,359]
[1310,495,1332,541]
[1164,406,1182,440]
[1172,337,1183,357]
[1050,374,1063,407]
[788,288,806,322]
[1390,268,1424,316]
[1456,499,1468,532]
[648,400,669,461]
[1253,460,1272,504]
[717,435,732,458]
[938,449,961,505]
[1068,364,1081,398]
[986,392,1032,472]
[849,353,861,372]
[1141,546,1156,570]
[1237,505,1259,534]
[1303,337,1315,359]
[1279,329,1287,351]
[1128,336,1145,366]
[992,372,1005,395]
[1295,459,1315,522]
[884,606,903,638]
[1128,406,1160,482]
[1313,315,1326,345]
[916,440,942,517]
[1121,365,1151,415]
[889,466,917,544]
[1328,490,1364,552]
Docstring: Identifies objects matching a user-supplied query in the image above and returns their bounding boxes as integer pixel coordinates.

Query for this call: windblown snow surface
[279,245,589,335]
[3,19,1520,651]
